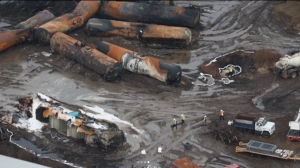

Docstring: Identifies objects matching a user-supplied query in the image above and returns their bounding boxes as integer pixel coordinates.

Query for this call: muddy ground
[1,1,300,168]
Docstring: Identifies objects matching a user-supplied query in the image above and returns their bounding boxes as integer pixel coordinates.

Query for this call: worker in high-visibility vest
[227,67,234,77]
[220,110,225,120]
[203,115,207,125]
[173,118,177,129]
[181,114,186,125]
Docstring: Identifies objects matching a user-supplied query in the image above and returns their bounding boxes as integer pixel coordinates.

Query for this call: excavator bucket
[86,18,192,47]
[0,10,55,53]
[98,1,200,28]
[50,32,122,82]
[35,0,101,45]
[96,41,182,85]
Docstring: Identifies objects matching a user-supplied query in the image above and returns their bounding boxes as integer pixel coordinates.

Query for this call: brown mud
[1,1,300,168]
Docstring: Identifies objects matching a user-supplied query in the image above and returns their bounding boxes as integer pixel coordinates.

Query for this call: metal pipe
[86,18,192,47]
[35,0,101,45]
[96,41,182,85]
[98,1,200,28]
[0,10,55,53]
[50,32,122,82]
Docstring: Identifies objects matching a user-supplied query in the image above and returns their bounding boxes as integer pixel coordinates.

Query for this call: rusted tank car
[86,18,192,47]
[50,32,122,82]
[96,41,182,85]
[128,0,172,5]
[98,1,200,28]
[35,0,100,45]
[0,10,55,52]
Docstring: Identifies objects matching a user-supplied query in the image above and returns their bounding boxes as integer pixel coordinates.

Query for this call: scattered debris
[184,142,192,150]
[141,149,146,155]
[41,51,52,57]
[158,147,162,153]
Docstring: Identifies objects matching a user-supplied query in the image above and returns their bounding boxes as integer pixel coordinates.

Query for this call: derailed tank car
[18,93,126,149]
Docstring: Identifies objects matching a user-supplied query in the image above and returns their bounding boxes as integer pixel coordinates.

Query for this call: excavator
[275,51,300,78]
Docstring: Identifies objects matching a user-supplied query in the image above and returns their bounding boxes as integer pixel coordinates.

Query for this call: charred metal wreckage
[50,32,122,82]
[0,10,55,52]
[86,18,192,47]
[35,1,101,45]
[1,0,202,85]
[11,93,126,149]
[96,41,182,85]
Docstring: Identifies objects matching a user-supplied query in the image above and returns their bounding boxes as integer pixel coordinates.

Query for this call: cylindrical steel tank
[0,10,55,53]
[86,18,192,47]
[50,32,122,82]
[35,0,101,45]
[98,1,200,28]
[96,41,182,85]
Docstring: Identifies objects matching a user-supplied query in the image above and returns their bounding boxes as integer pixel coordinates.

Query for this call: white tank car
[276,52,300,69]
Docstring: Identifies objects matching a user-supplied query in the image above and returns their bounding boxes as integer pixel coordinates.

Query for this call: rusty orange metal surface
[0,10,55,53]
[172,158,201,168]
[96,41,182,85]
[86,18,193,46]
[35,1,101,44]
[50,32,122,82]
[99,1,200,28]
[0,29,30,52]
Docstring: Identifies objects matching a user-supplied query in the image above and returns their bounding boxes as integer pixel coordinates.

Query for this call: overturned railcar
[30,93,125,149]
[96,41,182,86]
[35,0,100,45]
[86,18,192,47]
[0,10,55,52]
[50,32,122,82]
[98,1,200,28]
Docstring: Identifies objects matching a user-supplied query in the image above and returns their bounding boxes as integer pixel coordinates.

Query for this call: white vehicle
[275,51,300,78]
[233,114,276,137]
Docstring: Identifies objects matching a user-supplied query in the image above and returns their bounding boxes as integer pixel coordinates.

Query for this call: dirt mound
[200,49,281,79]
[272,1,300,33]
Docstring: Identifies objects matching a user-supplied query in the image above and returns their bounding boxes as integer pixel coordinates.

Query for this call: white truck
[233,114,276,137]
[287,109,300,141]
[275,51,300,78]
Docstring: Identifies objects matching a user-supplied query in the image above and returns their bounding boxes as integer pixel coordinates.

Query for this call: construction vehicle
[236,140,300,160]
[275,51,300,78]
[232,114,275,137]
[287,109,300,141]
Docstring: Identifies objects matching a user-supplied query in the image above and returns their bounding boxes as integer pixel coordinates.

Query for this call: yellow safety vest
[181,115,186,120]
[173,120,177,125]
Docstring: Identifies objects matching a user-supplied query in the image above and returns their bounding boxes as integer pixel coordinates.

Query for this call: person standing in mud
[227,67,234,77]
[220,110,225,120]
[203,115,207,125]
[173,118,177,129]
[181,114,186,125]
